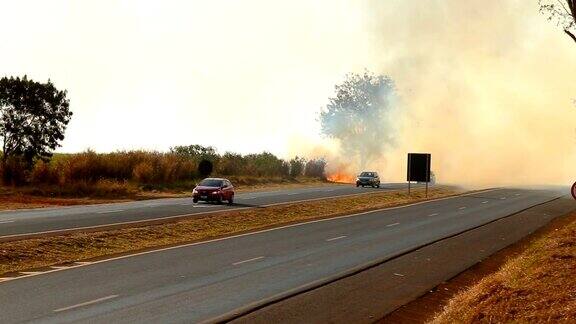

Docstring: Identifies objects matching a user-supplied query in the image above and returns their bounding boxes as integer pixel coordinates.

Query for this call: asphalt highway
[0,183,410,238]
[0,188,563,323]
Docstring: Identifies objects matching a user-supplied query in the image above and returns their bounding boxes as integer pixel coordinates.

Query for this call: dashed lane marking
[54,295,119,313]
[326,235,347,242]
[232,256,265,266]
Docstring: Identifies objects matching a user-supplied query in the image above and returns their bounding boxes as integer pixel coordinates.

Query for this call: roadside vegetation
[431,211,576,323]
[0,146,327,200]
[0,186,461,275]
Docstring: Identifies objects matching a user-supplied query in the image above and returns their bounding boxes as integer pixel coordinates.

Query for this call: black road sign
[407,153,431,182]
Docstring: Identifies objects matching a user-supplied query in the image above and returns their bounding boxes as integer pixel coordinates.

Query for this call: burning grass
[431,212,576,323]
[0,186,461,275]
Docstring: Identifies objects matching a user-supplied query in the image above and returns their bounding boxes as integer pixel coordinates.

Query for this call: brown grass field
[431,212,576,323]
[0,186,460,276]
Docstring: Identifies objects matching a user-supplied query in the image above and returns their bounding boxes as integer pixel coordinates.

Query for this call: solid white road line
[326,235,347,242]
[393,273,405,277]
[482,201,489,204]
[0,220,15,224]
[232,256,265,266]
[97,210,124,214]
[459,207,467,210]
[500,197,507,200]
[54,295,119,313]
[287,193,299,196]
[386,222,400,227]
[427,213,439,217]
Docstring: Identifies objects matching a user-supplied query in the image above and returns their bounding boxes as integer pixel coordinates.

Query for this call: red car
[192,178,235,205]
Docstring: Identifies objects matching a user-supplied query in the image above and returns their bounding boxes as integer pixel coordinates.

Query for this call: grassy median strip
[431,211,576,323]
[0,186,461,276]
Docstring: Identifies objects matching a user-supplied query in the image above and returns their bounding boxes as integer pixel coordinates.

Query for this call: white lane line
[0,220,15,224]
[54,294,119,313]
[20,271,43,275]
[286,193,299,196]
[74,262,92,265]
[193,205,218,208]
[326,235,347,242]
[427,213,439,217]
[500,197,507,200]
[232,256,265,266]
[51,266,71,270]
[393,273,405,277]
[242,197,256,200]
[386,222,400,227]
[515,193,521,196]
[97,210,124,214]
[459,206,467,210]
[482,201,489,204]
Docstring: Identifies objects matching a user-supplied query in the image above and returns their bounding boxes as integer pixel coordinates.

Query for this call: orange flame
[327,172,356,184]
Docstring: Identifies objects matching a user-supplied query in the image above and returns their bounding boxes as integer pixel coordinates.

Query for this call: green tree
[0,76,72,168]
[540,0,576,44]
[170,144,217,160]
[319,70,396,168]
[289,156,305,178]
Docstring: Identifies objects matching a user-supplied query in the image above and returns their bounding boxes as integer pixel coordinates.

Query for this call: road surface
[0,188,563,323]
[0,183,410,239]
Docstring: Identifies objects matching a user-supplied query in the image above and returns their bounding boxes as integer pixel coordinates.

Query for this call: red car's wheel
[571,182,576,200]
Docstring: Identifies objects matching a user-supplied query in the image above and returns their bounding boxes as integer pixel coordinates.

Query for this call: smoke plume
[318,0,576,187]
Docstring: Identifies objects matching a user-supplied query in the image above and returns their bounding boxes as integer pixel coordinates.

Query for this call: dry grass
[431,213,576,323]
[0,187,460,275]
[0,194,128,211]
[0,177,331,210]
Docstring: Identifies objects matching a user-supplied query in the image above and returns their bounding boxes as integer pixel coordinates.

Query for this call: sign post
[407,153,432,197]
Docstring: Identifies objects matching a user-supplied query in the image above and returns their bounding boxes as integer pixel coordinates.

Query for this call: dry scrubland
[0,148,327,199]
[431,212,576,323]
[0,187,460,275]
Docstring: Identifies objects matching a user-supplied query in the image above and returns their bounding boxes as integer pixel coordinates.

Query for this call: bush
[304,159,326,179]
[289,156,306,178]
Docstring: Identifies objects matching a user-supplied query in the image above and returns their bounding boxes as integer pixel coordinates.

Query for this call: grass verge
[0,186,461,276]
[0,177,332,211]
[431,211,576,323]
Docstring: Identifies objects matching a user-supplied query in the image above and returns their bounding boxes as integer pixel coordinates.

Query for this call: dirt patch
[380,207,576,323]
[0,187,460,276]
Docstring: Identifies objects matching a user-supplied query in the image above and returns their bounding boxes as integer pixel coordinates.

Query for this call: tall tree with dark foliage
[0,76,72,171]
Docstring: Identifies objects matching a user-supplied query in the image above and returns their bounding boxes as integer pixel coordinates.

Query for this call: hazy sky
[0,1,379,156]
[2,1,575,187]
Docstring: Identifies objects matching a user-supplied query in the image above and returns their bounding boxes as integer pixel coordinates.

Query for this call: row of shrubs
[1,146,327,190]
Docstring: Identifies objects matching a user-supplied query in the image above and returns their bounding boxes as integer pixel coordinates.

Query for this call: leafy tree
[289,156,306,178]
[540,0,576,44]
[319,70,396,168]
[0,76,72,167]
[170,144,217,160]
[304,159,327,178]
